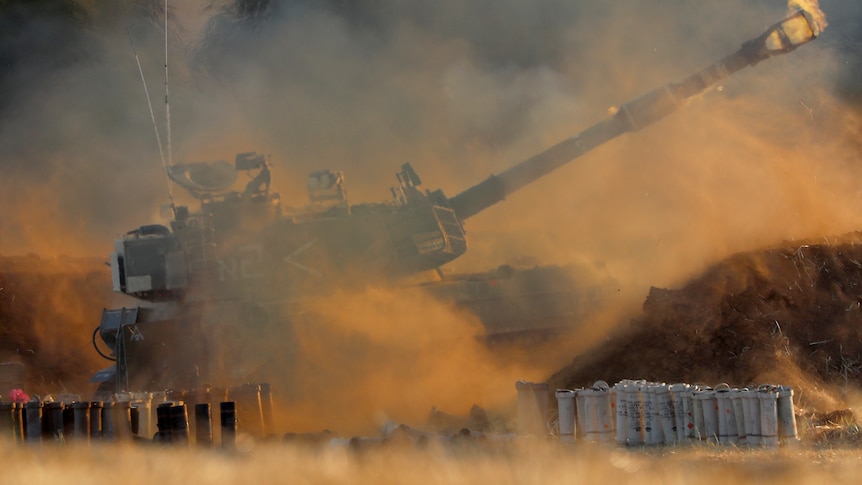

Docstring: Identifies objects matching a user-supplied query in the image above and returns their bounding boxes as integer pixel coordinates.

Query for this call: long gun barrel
[448,9,823,220]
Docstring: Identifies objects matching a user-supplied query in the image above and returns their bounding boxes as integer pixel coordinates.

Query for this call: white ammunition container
[579,381,614,442]
[642,383,664,446]
[516,381,549,437]
[682,387,696,440]
[742,389,761,446]
[614,381,629,445]
[555,389,576,443]
[575,389,587,439]
[691,388,704,441]
[759,387,780,448]
[693,388,718,443]
[654,385,676,445]
[669,383,690,443]
[731,390,746,445]
[624,383,645,446]
[715,386,738,445]
[777,386,798,443]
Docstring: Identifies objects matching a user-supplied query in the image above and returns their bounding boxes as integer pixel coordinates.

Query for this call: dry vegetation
[1,439,862,485]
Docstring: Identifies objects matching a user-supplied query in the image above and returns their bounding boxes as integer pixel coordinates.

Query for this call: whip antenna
[119,0,175,211]
[165,0,174,169]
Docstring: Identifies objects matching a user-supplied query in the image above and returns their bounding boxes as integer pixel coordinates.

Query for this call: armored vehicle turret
[92,10,823,394]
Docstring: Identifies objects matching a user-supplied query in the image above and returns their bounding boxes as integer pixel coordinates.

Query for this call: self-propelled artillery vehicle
[92,10,823,395]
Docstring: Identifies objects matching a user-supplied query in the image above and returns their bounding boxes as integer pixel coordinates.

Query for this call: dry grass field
[1,438,861,485]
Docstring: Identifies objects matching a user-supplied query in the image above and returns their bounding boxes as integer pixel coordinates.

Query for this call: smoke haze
[2,0,862,430]
[2,1,860,290]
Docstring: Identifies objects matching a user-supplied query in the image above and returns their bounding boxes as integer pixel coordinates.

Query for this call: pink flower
[9,388,29,403]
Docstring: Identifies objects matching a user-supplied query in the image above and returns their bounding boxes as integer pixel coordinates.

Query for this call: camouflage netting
[550,232,862,412]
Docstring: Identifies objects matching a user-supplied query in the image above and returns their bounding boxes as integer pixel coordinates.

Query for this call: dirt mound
[550,233,862,411]
[0,255,113,396]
